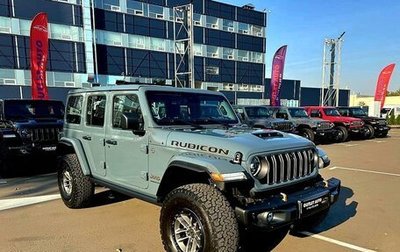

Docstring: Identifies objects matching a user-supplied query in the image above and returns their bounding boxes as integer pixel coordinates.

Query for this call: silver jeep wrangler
[57,84,340,252]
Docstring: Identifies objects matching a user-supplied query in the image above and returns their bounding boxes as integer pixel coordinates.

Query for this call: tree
[388,113,396,125]
[387,88,400,96]
[396,115,400,125]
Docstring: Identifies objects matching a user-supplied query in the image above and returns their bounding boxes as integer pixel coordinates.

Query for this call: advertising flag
[270,45,287,106]
[374,63,395,109]
[30,12,49,100]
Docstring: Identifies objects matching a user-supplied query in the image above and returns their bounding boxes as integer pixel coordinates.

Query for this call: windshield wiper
[193,118,232,129]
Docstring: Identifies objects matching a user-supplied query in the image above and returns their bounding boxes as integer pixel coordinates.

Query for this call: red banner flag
[270,45,287,106]
[30,12,49,100]
[374,63,395,109]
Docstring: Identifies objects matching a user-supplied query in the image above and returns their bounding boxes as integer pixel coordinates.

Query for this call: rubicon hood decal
[170,140,230,155]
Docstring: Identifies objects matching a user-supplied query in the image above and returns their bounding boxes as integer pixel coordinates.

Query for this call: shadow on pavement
[0,155,58,179]
[87,190,132,208]
[291,186,358,236]
[239,227,289,252]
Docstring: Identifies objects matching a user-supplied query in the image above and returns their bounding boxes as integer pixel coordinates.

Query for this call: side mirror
[121,112,145,136]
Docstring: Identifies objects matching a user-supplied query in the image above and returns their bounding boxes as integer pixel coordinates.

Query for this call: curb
[389,125,400,129]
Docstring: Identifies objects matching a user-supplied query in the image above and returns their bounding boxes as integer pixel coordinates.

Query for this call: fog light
[258,211,274,224]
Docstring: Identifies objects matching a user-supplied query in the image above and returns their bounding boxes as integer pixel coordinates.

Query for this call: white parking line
[329,166,400,177]
[0,194,61,211]
[336,143,359,147]
[299,231,376,252]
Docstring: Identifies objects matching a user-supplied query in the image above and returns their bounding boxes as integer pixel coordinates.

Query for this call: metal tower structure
[173,4,194,89]
[321,32,345,106]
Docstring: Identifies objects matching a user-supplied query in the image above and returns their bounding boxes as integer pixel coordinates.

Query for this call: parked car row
[233,105,390,143]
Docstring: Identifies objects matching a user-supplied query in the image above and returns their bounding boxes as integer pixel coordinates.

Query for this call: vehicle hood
[164,127,314,161]
[324,115,361,122]
[13,119,64,129]
[291,117,318,126]
[354,115,386,122]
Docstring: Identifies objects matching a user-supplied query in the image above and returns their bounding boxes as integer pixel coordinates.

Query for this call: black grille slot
[273,122,293,132]
[30,128,60,143]
[259,149,316,185]
[317,122,331,130]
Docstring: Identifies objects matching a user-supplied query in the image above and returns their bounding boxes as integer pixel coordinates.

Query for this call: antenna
[321,32,345,106]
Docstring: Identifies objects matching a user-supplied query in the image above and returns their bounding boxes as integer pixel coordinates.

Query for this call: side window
[86,95,106,127]
[310,109,320,118]
[338,109,347,116]
[66,96,83,124]
[276,109,288,119]
[112,94,142,129]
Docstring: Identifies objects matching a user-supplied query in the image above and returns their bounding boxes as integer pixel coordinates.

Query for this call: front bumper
[8,143,57,156]
[349,126,366,135]
[235,177,340,230]
[373,124,390,133]
[315,128,337,139]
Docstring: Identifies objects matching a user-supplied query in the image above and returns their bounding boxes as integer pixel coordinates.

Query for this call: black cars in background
[0,99,64,176]
[337,106,390,138]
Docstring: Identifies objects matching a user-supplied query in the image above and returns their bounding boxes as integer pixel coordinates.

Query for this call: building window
[0,34,17,69]
[127,0,145,15]
[86,95,106,127]
[0,0,11,17]
[102,0,121,11]
[148,4,164,19]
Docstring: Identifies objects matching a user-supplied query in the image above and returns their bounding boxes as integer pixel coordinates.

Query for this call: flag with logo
[270,45,287,106]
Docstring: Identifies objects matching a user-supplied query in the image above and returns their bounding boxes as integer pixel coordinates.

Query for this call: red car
[304,106,365,142]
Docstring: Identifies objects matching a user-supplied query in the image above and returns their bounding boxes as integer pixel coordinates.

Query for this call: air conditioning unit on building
[227,55,234,60]
[156,14,164,19]
[0,27,11,33]
[61,34,72,40]
[176,17,184,23]
[113,41,122,46]
[239,84,249,91]
[134,10,144,16]
[110,5,121,12]
[157,46,165,51]
[211,24,219,29]
[136,43,145,49]
[194,21,201,26]
[194,51,202,56]
[3,78,16,85]
[227,27,234,32]
[242,30,249,34]
[64,81,75,87]
[211,53,219,58]
[242,57,249,62]
[256,32,263,37]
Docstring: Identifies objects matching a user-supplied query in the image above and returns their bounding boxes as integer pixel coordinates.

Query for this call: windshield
[244,107,273,119]
[146,91,239,126]
[323,108,341,116]
[288,108,309,118]
[350,108,367,116]
[3,100,65,120]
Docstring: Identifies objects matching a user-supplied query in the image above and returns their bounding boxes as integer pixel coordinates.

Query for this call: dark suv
[337,106,390,138]
[0,99,64,176]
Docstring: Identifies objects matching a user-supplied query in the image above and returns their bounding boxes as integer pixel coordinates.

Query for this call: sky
[222,0,400,95]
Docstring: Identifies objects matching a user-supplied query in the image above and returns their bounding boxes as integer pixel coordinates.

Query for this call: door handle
[106,139,117,145]
[82,135,92,141]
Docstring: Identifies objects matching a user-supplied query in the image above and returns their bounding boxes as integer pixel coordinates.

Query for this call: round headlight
[313,151,319,167]
[249,156,269,179]
[318,157,324,169]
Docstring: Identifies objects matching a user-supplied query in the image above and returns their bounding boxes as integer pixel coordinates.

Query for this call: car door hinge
[103,161,106,169]
[103,139,106,146]
[141,171,148,181]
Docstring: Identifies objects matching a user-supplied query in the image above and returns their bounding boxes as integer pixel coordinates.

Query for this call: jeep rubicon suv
[57,85,340,252]
[0,99,64,176]
[305,106,365,142]
[337,106,390,138]
[233,105,295,133]
[263,106,336,142]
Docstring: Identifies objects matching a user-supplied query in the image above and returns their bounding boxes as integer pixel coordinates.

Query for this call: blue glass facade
[0,0,266,98]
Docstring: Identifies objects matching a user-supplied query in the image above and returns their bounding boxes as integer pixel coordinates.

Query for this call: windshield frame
[323,108,341,116]
[145,91,239,127]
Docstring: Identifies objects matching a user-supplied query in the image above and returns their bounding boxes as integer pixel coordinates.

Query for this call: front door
[81,94,107,177]
[105,93,149,189]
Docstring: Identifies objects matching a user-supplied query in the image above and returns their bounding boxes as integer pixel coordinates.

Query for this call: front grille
[378,120,387,126]
[317,122,331,130]
[352,121,363,127]
[30,128,61,143]
[272,122,293,132]
[256,149,317,185]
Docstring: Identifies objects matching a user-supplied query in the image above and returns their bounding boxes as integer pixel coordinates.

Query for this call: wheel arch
[156,161,211,202]
[57,138,92,176]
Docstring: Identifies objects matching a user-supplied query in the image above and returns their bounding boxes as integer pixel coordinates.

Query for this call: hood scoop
[252,130,284,139]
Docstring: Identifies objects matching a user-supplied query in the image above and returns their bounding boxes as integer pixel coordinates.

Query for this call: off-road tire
[300,128,315,142]
[364,124,375,139]
[335,126,348,142]
[160,183,239,252]
[57,154,94,209]
[292,208,330,231]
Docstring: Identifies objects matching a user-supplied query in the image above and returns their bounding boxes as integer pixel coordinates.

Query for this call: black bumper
[8,143,57,156]
[349,127,366,135]
[373,125,390,133]
[315,128,337,139]
[235,178,341,230]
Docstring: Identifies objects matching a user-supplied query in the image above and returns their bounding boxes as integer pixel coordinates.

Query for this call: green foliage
[387,88,400,96]
[396,115,400,125]
[388,113,396,125]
